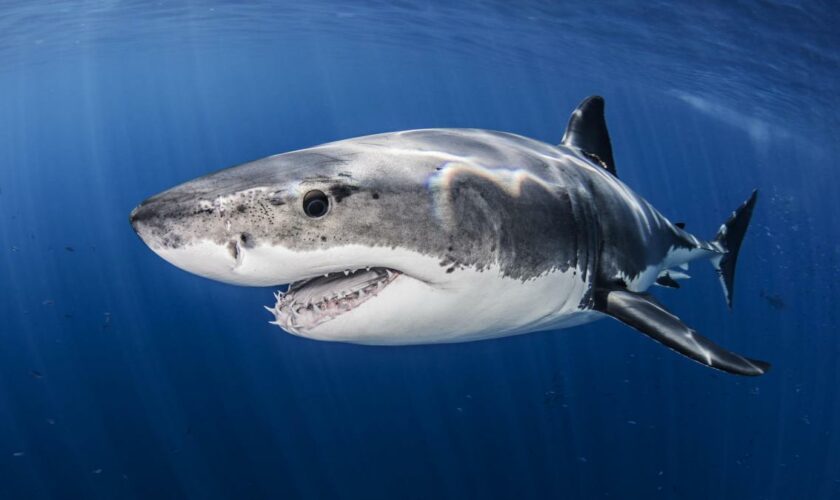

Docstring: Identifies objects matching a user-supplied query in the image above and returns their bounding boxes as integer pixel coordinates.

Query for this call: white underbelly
[302,260,596,345]
[424,308,605,344]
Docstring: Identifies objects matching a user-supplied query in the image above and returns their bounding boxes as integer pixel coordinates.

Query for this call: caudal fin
[712,190,758,308]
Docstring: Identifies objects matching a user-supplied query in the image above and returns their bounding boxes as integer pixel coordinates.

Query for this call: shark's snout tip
[129,198,159,238]
[129,205,139,225]
[129,204,145,234]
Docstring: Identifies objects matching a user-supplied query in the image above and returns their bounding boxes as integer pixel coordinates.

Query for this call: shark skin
[130,96,770,376]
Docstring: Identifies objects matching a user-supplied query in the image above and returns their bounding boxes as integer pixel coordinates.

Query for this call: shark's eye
[303,190,329,218]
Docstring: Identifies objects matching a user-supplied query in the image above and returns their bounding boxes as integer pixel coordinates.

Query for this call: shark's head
[130,131,582,344]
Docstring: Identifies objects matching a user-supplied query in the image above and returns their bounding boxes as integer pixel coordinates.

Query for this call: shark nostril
[227,240,240,261]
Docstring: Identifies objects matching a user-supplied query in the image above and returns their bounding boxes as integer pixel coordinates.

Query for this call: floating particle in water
[29,370,43,379]
[578,456,588,463]
[42,299,54,306]
[103,312,112,329]
[760,290,786,310]
[92,468,102,474]
[627,420,637,425]
[12,451,24,457]
[544,389,562,406]
[64,246,75,252]
[46,418,55,425]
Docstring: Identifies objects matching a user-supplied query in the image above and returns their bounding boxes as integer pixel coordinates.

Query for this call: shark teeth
[266,267,401,333]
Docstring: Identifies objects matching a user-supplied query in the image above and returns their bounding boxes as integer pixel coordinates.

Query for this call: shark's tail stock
[593,188,768,376]
[711,190,758,309]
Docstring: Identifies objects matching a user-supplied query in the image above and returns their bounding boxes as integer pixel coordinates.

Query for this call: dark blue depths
[0,1,838,499]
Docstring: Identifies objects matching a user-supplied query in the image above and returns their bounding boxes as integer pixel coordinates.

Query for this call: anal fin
[594,289,770,376]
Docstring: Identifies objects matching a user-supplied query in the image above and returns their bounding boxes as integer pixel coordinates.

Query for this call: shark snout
[127,193,189,250]
[128,188,273,284]
[128,197,165,241]
[129,204,144,234]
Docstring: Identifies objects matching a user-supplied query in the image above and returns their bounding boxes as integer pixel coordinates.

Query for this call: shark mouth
[267,267,402,333]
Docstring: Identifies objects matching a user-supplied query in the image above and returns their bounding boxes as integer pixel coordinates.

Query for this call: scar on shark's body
[130,96,769,376]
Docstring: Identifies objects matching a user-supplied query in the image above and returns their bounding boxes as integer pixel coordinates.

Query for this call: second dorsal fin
[561,96,617,177]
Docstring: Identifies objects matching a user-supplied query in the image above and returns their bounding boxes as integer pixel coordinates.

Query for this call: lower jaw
[266,268,401,333]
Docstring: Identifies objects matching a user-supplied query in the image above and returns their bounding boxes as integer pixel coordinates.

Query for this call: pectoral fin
[594,289,770,376]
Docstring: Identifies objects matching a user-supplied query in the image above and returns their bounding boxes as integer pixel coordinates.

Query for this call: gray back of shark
[130,96,769,376]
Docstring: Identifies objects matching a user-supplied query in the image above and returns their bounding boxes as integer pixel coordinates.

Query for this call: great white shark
[130,96,770,376]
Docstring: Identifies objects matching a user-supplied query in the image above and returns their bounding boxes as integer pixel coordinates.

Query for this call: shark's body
[131,97,769,375]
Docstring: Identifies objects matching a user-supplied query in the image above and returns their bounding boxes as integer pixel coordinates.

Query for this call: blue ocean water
[1,1,838,498]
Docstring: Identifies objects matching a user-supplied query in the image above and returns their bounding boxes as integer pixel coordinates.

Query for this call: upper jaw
[148,239,452,290]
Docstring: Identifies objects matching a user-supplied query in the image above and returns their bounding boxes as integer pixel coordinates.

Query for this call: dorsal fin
[561,96,616,177]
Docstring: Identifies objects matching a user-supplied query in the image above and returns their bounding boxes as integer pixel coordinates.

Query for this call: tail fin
[712,190,758,308]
